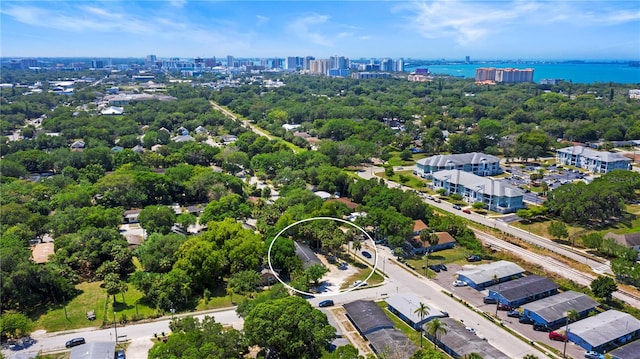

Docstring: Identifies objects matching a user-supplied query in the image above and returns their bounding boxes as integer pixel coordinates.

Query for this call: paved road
[3,309,242,359]
[360,164,640,309]
[209,101,273,139]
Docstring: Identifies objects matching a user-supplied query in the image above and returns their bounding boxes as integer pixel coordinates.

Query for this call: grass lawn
[377,170,429,191]
[339,260,385,290]
[405,247,478,276]
[196,286,247,310]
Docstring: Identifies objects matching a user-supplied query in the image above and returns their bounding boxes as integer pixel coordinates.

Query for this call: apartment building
[556,145,631,173]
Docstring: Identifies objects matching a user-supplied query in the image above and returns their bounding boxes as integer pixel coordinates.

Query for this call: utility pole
[113,311,118,343]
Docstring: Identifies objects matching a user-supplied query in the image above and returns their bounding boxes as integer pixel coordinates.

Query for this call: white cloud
[288,14,333,47]
[169,0,187,8]
[256,15,269,26]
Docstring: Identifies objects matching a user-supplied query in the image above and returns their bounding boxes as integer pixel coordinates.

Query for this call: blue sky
[1,0,639,60]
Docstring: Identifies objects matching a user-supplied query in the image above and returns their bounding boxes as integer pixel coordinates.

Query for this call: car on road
[453,204,461,210]
[319,300,334,308]
[533,323,552,332]
[465,326,476,334]
[452,280,467,287]
[584,351,605,359]
[549,331,567,341]
[483,297,497,304]
[433,198,441,203]
[362,251,372,258]
[462,209,471,214]
[353,280,368,287]
[115,349,126,359]
[65,337,85,348]
[507,310,521,318]
[466,254,482,262]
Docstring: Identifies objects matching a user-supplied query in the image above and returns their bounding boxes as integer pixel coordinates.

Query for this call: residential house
[70,140,85,150]
[411,232,456,255]
[604,232,640,257]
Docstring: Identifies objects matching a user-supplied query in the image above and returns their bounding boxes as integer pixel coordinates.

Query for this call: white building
[556,146,631,173]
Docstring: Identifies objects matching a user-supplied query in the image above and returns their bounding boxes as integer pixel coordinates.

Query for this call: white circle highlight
[267,216,379,297]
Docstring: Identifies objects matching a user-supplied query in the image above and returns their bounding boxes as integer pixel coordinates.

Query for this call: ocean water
[404,62,640,84]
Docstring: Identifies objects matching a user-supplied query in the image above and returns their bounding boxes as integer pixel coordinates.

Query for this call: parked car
[428,264,440,272]
[436,264,447,271]
[362,251,372,259]
[584,351,605,359]
[453,280,467,287]
[497,303,514,311]
[483,297,497,304]
[466,254,482,262]
[353,280,368,287]
[115,349,126,359]
[465,326,476,334]
[549,331,568,341]
[319,300,334,308]
[65,337,86,348]
[507,310,521,318]
[519,316,534,324]
[533,323,552,332]
[462,209,471,214]
[453,204,462,210]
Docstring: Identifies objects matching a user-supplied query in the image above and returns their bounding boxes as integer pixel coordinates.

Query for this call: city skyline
[1,1,639,60]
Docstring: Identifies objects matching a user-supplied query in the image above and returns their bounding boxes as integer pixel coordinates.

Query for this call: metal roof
[569,310,640,348]
[70,342,116,359]
[521,291,598,323]
[557,146,631,163]
[486,275,558,302]
[456,260,525,285]
[386,293,445,324]
[436,318,510,359]
[343,300,394,335]
[608,337,640,359]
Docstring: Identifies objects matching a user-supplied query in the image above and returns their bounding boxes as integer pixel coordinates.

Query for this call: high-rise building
[271,58,283,69]
[310,59,331,75]
[91,60,105,69]
[330,55,349,70]
[145,54,157,66]
[465,56,471,63]
[205,57,217,67]
[19,58,38,69]
[395,58,405,72]
[380,58,393,72]
[475,67,534,83]
[303,56,315,70]
[227,55,235,68]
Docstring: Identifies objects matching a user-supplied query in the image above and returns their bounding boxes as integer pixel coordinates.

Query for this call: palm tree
[425,318,447,350]
[352,240,362,258]
[414,302,430,347]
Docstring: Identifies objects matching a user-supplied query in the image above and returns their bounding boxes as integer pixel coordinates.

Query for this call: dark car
[115,349,126,359]
[466,254,482,262]
[428,264,440,272]
[507,310,521,318]
[533,323,552,332]
[362,251,372,259]
[453,204,461,210]
[319,300,334,308]
[437,264,447,271]
[483,297,498,304]
[65,337,86,348]
[519,316,534,324]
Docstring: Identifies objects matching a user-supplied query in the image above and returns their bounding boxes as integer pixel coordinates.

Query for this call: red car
[549,331,567,342]
[462,209,471,214]
[497,303,514,311]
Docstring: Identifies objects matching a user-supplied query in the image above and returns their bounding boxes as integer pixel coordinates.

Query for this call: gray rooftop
[432,170,524,198]
[70,342,116,359]
[436,318,510,359]
[343,300,394,336]
[521,291,598,323]
[456,260,525,285]
[486,275,558,302]
[367,328,418,359]
[293,242,323,269]
[417,152,500,167]
[608,337,640,359]
[557,146,631,163]
[386,293,445,324]
[569,310,640,348]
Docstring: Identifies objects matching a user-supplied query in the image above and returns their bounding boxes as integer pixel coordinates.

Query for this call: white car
[453,280,467,287]
[465,326,476,334]
[353,280,368,287]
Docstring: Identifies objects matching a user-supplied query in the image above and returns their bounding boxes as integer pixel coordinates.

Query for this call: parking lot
[430,262,587,359]
[501,163,590,205]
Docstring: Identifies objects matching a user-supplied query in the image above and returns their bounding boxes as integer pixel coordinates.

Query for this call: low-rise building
[455,260,525,290]
[520,290,598,328]
[428,317,510,359]
[416,152,501,178]
[556,146,631,173]
[386,293,447,330]
[432,170,525,213]
[567,310,640,352]
[484,275,559,307]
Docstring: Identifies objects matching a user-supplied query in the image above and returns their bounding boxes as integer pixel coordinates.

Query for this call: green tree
[590,275,617,300]
[244,296,336,359]
[425,318,447,350]
[547,221,569,241]
[135,233,187,273]
[410,348,446,359]
[0,312,34,340]
[320,344,363,359]
[138,205,177,235]
[148,316,248,359]
[176,212,197,231]
[306,264,329,287]
[227,270,261,295]
[414,302,430,348]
